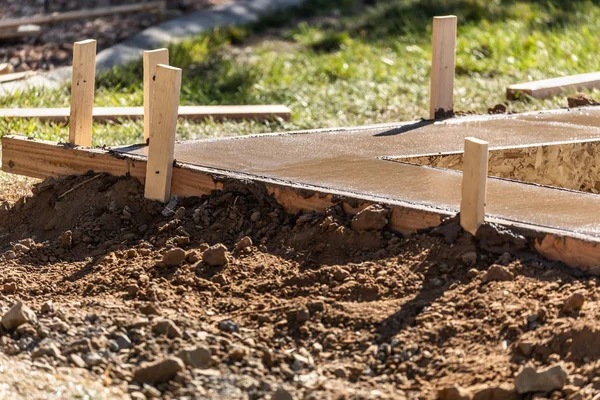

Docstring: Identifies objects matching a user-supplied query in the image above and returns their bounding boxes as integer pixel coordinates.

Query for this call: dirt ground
[0,0,225,72]
[0,171,599,400]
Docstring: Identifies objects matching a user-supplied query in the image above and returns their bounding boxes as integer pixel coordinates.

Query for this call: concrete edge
[0,0,304,97]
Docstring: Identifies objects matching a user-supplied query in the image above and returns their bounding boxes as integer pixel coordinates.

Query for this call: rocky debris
[152,319,182,338]
[203,244,230,266]
[472,384,517,400]
[41,301,54,314]
[515,364,567,394]
[234,236,253,252]
[461,252,477,265]
[351,205,388,231]
[162,248,186,267]
[139,303,160,316]
[516,340,535,357]
[482,265,514,283]
[567,93,599,108]
[2,300,37,330]
[60,230,73,249]
[488,103,508,114]
[133,357,185,385]
[272,387,295,400]
[114,333,132,350]
[562,292,585,313]
[179,346,212,369]
[218,319,239,333]
[437,385,472,400]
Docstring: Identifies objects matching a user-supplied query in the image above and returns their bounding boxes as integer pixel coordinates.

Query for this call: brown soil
[0,173,599,399]
[0,0,224,72]
[567,93,599,109]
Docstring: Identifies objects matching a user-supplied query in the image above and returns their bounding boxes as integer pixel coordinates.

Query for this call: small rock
[3,282,17,294]
[126,284,140,297]
[272,387,295,400]
[333,267,350,282]
[466,268,479,279]
[133,357,185,384]
[472,384,517,400]
[234,236,253,252]
[179,346,211,369]
[228,346,248,362]
[482,265,514,283]
[461,252,477,265]
[296,308,310,323]
[2,300,37,330]
[84,352,105,367]
[438,385,473,400]
[152,319,181,338]
[12,243,30,253]
[517,340,535,357]
[69,353,86,368]
[203,244,230,267]
[515,364,567,394]
[139,303,160,316]
[568,93,598,108]
[186,251,200,264]
[351,205,388,231]
[162,248,186,267]
[41,301,54,314]
[562,292,585,313]
[333,367,348,378]
[174,236,190,246]
[218,319,239,333]
[4,251,16,260]
[114,333,132,350]
[60,230,73,249]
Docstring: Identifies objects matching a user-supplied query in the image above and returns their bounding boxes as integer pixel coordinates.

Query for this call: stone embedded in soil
[60,230,73,249]
[567,93,598,108]
[461,252,477,265]
[139,303,160,316]
[152,319,182,338]
[562,292,585,313]
[114,333,132,350]
[272,387,295,400]
[482,265,514,283]
[234,236,253,252]
[472,384,517,400]
[133,357,185,385]
[162,248,186,267]
[515,364,567,394]
[179,346,212,369]
[351,205,388,231]
[218,319,239,333]
[2,300,37,331]
[41,301,54,314]
[437,385,472,400]
[203,244,230,267]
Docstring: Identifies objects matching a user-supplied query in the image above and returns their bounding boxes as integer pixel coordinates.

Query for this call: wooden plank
[0,25,42,40]
[143,49,169,143]
[69,39,97,147]
[507,72,600,100]
[144,64,182,202]
[0,105,291,122]
[4,134,600,272]
[460,137,488,235]
[429,15,457,120]
[0,2,165,31]
[0,71,37,83]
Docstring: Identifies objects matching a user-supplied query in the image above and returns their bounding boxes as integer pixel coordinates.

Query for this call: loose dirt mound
[0,174,598,399]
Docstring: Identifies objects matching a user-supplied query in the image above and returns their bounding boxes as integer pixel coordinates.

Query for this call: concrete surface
[121,107,600,237]
[0,0,304,96]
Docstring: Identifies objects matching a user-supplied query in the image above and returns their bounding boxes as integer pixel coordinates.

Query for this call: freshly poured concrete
[122,107,600,237]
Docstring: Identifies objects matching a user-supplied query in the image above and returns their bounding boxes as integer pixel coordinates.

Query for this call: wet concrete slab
[122,106,600,237]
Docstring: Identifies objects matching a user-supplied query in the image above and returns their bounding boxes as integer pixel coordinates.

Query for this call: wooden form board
[0,105,291,122]
[507,72,600,100]
[3,134,600,273]
[460,137,488,235]
[68,39,96,147]
[429,15,457,119]
[143,49,169,143]
[144,65,182,202]
[0,2,165,30]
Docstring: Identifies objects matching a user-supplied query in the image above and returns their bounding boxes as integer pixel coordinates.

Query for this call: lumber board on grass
[429,15,457,120]
[0,105,291,122]
[0,71,36,83]
[4,134,600,272]
[69,39,96,147]
[0,2,165,31]
[143,49,169,143]
[144,64,181,202]
[507,72,600,100]
[460,137,488,235]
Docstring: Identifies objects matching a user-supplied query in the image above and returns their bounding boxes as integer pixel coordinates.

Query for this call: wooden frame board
[3,134,600,273]
[507,72,600,100]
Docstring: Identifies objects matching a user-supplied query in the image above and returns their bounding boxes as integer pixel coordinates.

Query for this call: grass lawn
[1,0,600,147]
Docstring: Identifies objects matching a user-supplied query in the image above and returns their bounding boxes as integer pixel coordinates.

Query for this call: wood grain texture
[506,71,600,100]
[143,49,169,143]
[0,105,291,122]
[429,15,457,119]
[144,64,182,202]
[460,137,488,235]
[69,39,97,147]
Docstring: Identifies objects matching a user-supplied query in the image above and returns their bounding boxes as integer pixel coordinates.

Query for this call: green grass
[2,0,600,146]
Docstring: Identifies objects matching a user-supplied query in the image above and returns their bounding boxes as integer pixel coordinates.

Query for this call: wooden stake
[460,137,488,235]
[429,15,457,120]
[68,39,97,147]
[143,48,169,143]
[144,64,182,202]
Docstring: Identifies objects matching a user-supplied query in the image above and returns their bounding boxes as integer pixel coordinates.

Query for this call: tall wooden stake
[429,15,457,120]
[143,48,169,143]
[460,137,489,235]
[69,39,97,147]
[144,64,182,202]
